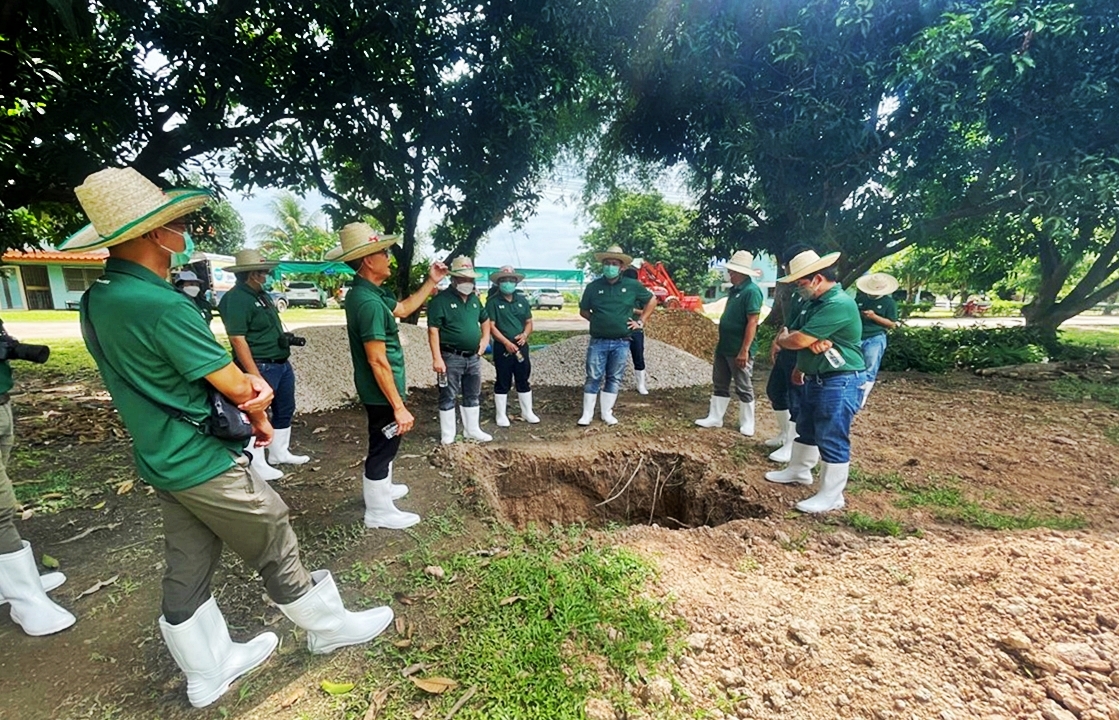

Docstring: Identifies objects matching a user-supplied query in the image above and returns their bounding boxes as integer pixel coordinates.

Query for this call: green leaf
[41,554,60,569]
[320,680,355,695]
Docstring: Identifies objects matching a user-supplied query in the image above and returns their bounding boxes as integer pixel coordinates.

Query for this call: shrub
[881,326,1058,372]
[897,300,934,319]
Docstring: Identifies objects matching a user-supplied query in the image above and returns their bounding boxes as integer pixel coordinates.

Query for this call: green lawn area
[1,309,82,322]
[1059,326,1119,349]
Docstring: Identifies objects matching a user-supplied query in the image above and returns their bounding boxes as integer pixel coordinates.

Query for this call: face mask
[795,279,817,300]
[182,285,201,298]
[499,281,517,295]
[455,281,475,295]
[157,227,195,268]
[602,264,621,279]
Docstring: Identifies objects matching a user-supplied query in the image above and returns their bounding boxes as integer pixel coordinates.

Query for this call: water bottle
[436,371,448,387]
[382,422,399,439]
[515,349,525,363]
[824,347,844,369]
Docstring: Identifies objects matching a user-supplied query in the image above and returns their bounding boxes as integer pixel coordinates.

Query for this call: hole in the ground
[456,444,771,529]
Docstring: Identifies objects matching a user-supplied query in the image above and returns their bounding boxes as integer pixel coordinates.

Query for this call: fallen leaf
[91,501,106,510]
[312,426,329,434]
[41,554,60,569]
[363,688,389,720]
[393,639,412,649]
[499,595,525,606]
[116,480,134,495]
[76,574,119,600]
[39,492,65,501]
[395,617,406,635]
[394,592,414,605]
[320,680,355,695]
[410,677,458,694]
[398,453,422,459]
[401,663,426,677]
[20,508,33,521]
[442,685,478,720]
[280,687,306,709]
[424,565,445,580]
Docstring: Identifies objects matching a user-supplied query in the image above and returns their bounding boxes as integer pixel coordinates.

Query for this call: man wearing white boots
[428,257,493,444]
[577,246,655,426]
[219,248,310,482]
[333,223,447,529]
[0,318,75,636]
[764,249,865,514]
[485,266,541,427]
[763,244,812,463]
[64,168,396,708]
[695,251,763,435]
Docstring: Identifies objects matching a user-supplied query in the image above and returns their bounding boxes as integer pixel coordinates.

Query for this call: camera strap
[80,291,207,432]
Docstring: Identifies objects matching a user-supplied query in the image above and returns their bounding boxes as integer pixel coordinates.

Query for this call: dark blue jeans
[584,338,630,394]
[793,371,864,464]
[438,352,482,410]
[493,344,531,394]
[257,360,296,429]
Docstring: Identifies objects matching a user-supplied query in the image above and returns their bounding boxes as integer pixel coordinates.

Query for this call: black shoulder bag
[80,292,254,442]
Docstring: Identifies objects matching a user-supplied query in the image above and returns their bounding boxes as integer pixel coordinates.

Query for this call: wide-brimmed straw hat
[778,250,841,283]
[225,248,279,273]
[488,265,525,283]
[594,245,633,266]
[448,256,479,279]
[725,250,757,275]
[855,272,900,297]
[325,222,400,262]
[59,167,211,252]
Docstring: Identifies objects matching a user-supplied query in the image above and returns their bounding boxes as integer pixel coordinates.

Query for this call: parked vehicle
[336,280,354,308]
[285,281,327,308]
[529,289,565,310]
[175,253,290,313]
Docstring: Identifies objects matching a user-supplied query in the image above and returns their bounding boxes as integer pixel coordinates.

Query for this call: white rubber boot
[599,392,619,426]
[635,370,649,395]
[268,427,309,465]
[796,461,849,513]
[494,394,510,427]
[362,476,420,529]
[765,409,791,447]
[518,391,540,424]
[246,439,283,482]
[0,541,76,636]
[439,409,457,445]
[768,416,799,463]
[387,462,407,500]
[0,571,65,606]
[278,570,393,655]
[159,597,278,708]
[738,400,756,436]
[577,393,597,426]
[764,442,819,485]
[460,406,493,442]
[694,396,730,428]
[859,381,875,409]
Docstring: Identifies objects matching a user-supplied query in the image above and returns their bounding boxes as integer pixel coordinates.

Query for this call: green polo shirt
[784,290,810,331]
[485,291,533,340]
[218,282,287,361]
[716,278,764,357]
[856,292,898,339]
[579,277,654,339]
[795,284,866,376]
[427,288,488,352]
[345,276,405,406]
[81,259,241,491]
[0,319,12,395]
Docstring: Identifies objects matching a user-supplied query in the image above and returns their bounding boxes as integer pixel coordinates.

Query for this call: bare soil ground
[2,370,1118,720]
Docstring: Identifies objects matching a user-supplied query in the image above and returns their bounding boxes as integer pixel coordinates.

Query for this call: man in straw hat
[485,266,540,426]
[764,248,866,513]
[428,256,493,444]
[577,245,655,426]
[329,222,447,529]
[695,250,764,435]
[62,168,397,708]
[217,248,309,482]
[854,272,900,408]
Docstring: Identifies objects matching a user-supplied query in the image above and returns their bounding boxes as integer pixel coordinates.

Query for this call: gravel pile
[530,335,711,389]
[288,323,496,413]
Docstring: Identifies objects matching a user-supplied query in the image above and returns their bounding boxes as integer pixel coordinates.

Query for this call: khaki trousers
[0,402,22,555]
[157,456,312,624]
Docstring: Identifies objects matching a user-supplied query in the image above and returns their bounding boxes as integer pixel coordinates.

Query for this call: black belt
[440,346,475,357]
[254,358,289,365]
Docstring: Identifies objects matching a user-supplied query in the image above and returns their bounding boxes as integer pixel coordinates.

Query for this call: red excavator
[633,259,703,312]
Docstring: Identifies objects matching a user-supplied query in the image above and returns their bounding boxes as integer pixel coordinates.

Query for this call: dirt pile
[646,309,719,360]
[615,522,1119,720]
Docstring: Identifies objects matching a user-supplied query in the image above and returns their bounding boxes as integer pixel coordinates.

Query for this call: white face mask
[181,285,202,298]
[455,281,475,295]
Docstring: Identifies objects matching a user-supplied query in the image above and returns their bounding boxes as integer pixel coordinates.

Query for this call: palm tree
[251,192,334,260]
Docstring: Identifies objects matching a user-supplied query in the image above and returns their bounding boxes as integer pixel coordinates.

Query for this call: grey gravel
[528,335,711,390]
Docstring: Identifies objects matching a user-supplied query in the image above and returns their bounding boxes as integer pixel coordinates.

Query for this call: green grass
[1051,376,1119,409]
[530,329,586,347]
[339,525,682,720]
[1059,326,1119,349]
[0,309,83,322]
[279,307,346,324]
[15,337,98,381]
[849,467,1086,532]
[841,511,911,537]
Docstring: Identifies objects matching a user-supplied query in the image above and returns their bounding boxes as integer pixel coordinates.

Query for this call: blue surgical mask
[499,281,517,295]
[602,264,621,279]
[159,227,195,268]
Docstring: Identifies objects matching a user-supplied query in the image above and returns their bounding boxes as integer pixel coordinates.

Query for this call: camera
[280,332,306,349]
[0,334,50,364]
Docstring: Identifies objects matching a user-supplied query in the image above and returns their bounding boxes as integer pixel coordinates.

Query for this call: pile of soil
[646,308,720,360]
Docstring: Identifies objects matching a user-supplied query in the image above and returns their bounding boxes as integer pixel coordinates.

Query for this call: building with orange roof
[0,247,108,310]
